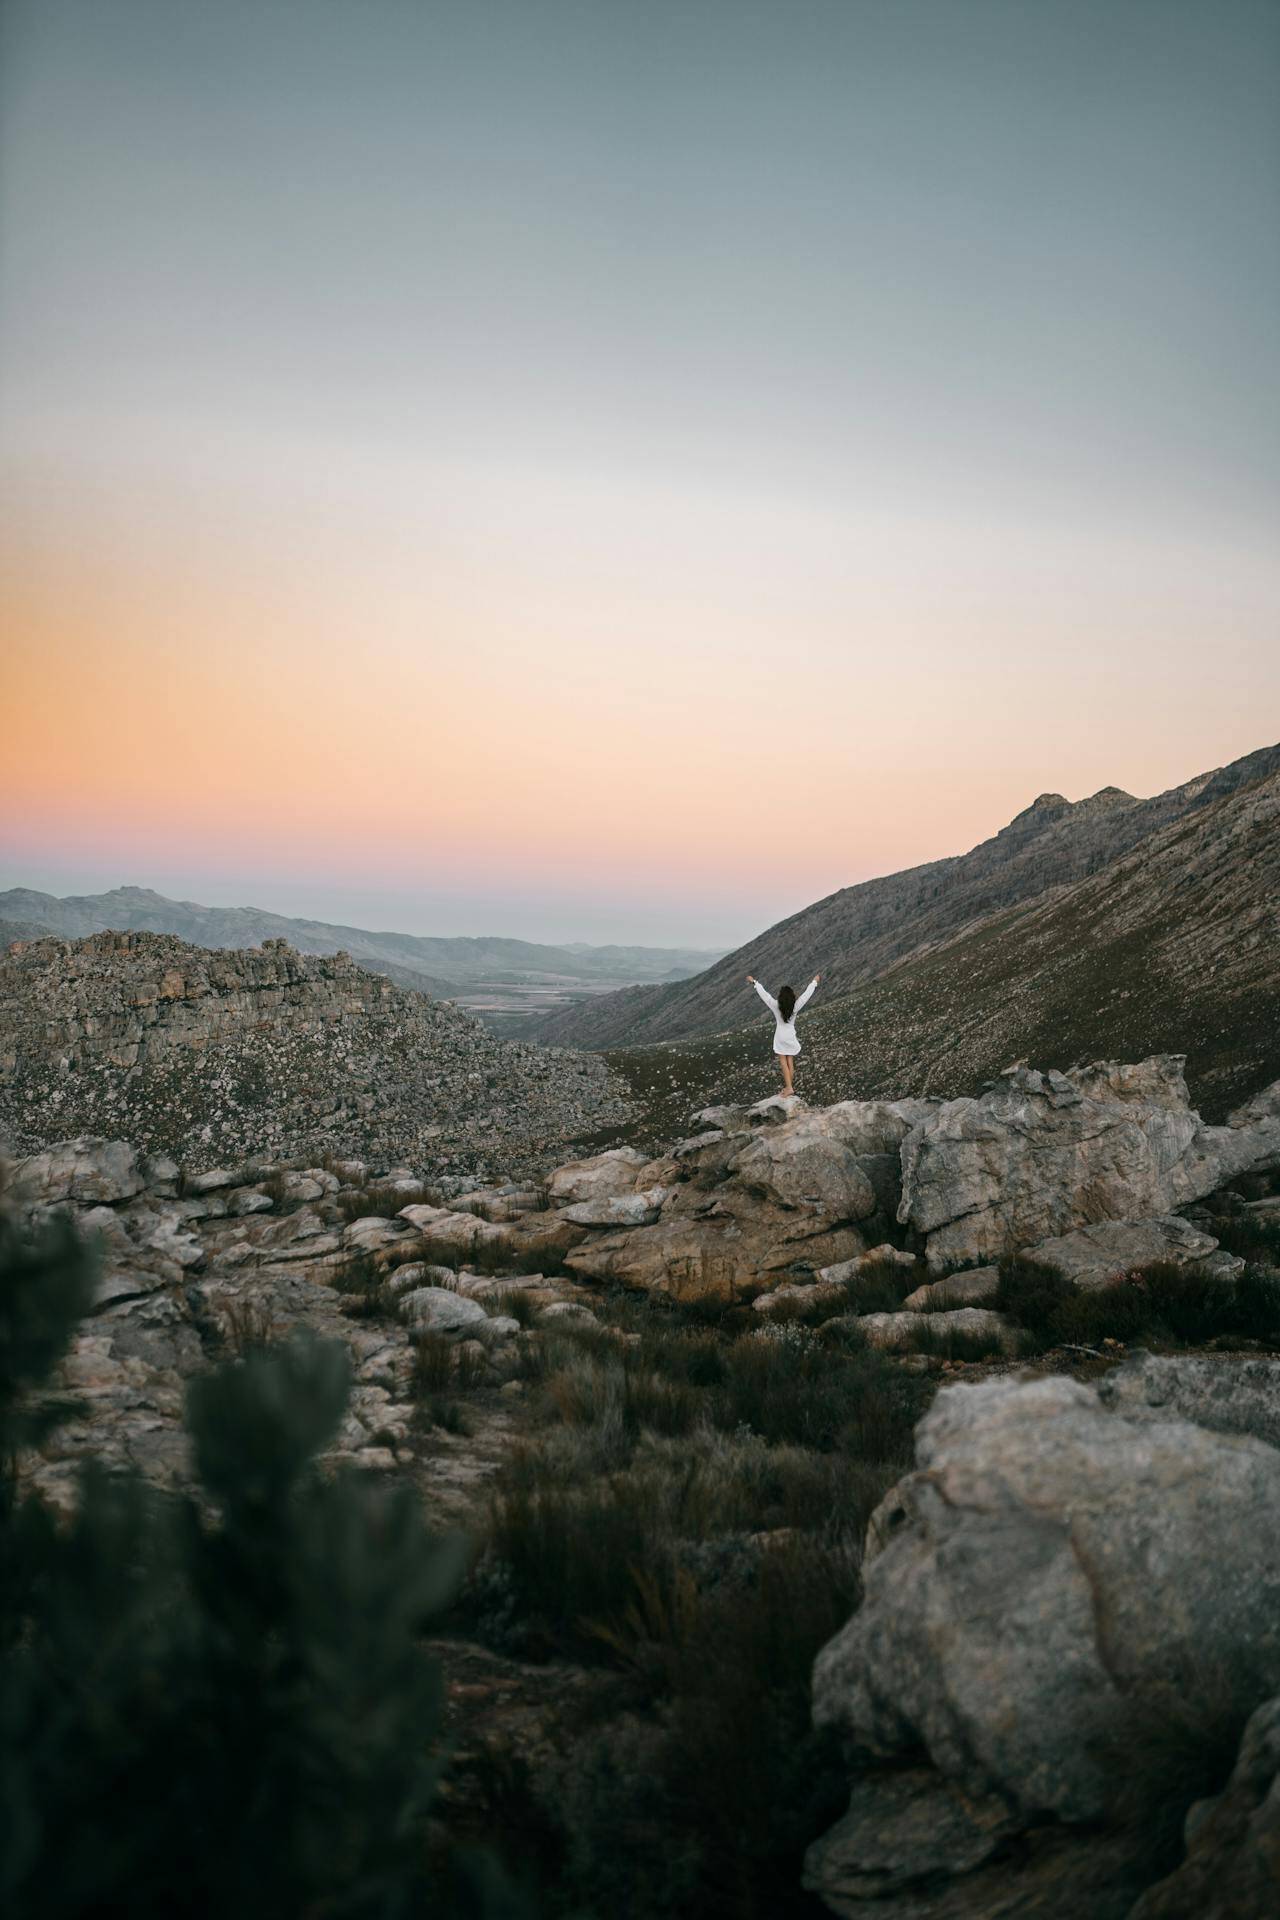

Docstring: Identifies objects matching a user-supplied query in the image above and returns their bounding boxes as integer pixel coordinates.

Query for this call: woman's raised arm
[793,975,820,1014]
[750,978,779,1015]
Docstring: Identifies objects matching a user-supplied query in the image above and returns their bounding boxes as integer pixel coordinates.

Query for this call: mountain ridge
[527,741,1280,1051]
[591,765,1280,1144]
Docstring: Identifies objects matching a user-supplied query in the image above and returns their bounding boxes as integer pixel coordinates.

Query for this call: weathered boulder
[819,1246,919,1286]
[545,1146,649,1208]
[902,1267,1001,1311]
[13,1138,143,1206]
[1024,1216,1242,1288]
[812,1375,1280,1828]
[855,1307,1021,1355]
[1097,1351,1280,1453]
[1128,1693,1280,1919]
[752,1279,850,1318]
[397,1286,490,1337]
[802,1769,1021,1905]
[559,1185,667,1228]
[563,1186,868,1302]
[729,1124,877,1220]
[898,1058,1280,1269]
[398,1203,586,1272]
[821,1099,943,1156]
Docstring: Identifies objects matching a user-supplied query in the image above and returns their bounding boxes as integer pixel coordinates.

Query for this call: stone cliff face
[0,931,630,1178]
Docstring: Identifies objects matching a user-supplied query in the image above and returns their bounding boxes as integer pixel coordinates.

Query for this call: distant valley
[0,886,722,1028]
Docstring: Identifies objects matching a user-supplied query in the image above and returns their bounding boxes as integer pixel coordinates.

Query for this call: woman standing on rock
[746,973,820,1096]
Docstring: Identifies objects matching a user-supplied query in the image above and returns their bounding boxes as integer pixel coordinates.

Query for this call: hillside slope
[0,931,630,1178]
[531,740,1280,1049]
[599,767,1280,1143]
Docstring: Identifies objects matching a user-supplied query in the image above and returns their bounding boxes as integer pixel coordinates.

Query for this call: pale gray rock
[690,1104,749,1132]
[802,1768,1021,1905]
[822,1099,942,1156]
[746,1093,804,1126]
[391,1286,490,1337]
[187,1167,239,1193]
[1227,1077,1280,1128]
[856,1308,1020,1354]
[473,1314,522,1343]
[13,1138,143,1205]
[228,1186,274,1215]
[140,1152,180,1192]
[560,1186,667,1228]
[545,1146,649,1207]
[903,1267,1001,1311]
[819,1246,918,1286]
[812,1374,1280,1825]
[729,1121,877,1220]
[1097,1351,1280,1452]
[752,1280,850,1317]
[1024,1216,1242,1288]
[539,1300,598,1324]
[898,1057,1280,1269]
[343,1215,422,1256]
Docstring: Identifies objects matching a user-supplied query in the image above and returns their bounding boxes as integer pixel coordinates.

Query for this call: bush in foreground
[0,1208,515,1920]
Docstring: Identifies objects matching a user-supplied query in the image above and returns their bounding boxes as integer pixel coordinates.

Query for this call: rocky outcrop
[898,1058,1280,1270]
[540,1062,1279,1303]
[7,1136,604,1515]
[806,1368,1280,1916]
[0,930,630,1181]
[558,1100,925,1302]
[1023,1217,1243,1288]
[1097,1351,1280,1452]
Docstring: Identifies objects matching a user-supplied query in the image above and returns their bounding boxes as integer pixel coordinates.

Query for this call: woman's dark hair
[777,984,796,1021]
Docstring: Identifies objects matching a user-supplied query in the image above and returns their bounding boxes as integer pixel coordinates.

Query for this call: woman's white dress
[753,978,818,1055]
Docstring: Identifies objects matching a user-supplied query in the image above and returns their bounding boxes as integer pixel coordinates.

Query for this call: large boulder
[12,1138,143,1206]
[855,1307,1021,1355]
[898,1058,1280,1270]
[559,1185,667,1228]
[545,1146,650,1208]
[564,1187,868,1302]
[902,1267,1000,1311]
[1023,1216,1243,1288]
[382,1285,488,1338]
[1098,1351,1280,1452]
[812,1375,1280,1827]
[398,1203,585,1272]
[728,1124,878,1221]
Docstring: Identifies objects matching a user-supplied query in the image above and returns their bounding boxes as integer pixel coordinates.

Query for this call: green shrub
[1203,1210,1280,1267]
[552,1536,857,1920]
[716,1326,923,1456]
[0,1209,512,1919]
[998,1255,1280,1350]
[484,1287,540,1329]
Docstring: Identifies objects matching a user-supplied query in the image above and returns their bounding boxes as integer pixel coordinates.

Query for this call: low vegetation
[449,1297,928,1918]
[997,1255,1280,1352]
[0,1210,514,1919]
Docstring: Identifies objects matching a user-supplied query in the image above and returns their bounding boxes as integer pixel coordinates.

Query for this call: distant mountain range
[0,887,722,1023]
[533,741,1280,1134]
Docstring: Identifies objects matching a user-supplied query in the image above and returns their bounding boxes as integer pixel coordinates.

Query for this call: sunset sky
[2,0,1277,947]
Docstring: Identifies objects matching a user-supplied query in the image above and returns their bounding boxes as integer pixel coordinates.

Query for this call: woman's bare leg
[780,1054,795,1095]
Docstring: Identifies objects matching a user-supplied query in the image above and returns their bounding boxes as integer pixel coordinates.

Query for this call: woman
[746,971,820,1096]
